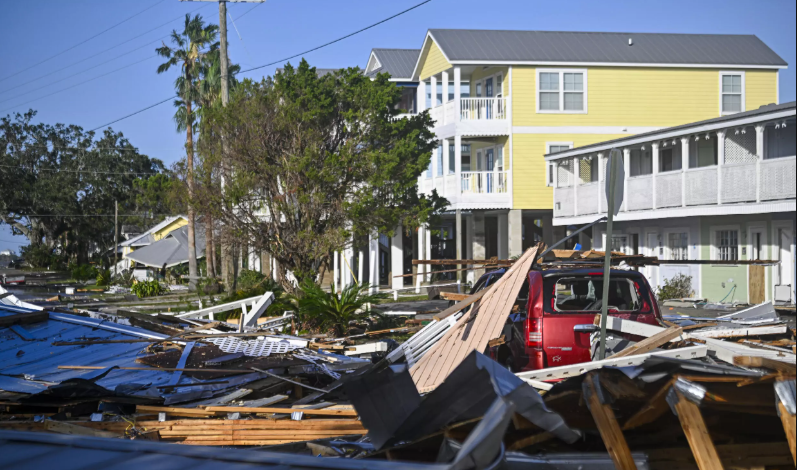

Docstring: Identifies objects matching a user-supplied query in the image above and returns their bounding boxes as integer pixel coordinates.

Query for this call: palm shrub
[294,280,384,337]
[96,269,111,287]
[131,279,165,298]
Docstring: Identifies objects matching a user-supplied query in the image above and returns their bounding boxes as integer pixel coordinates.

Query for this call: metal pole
[598,149,621,359]
[114,200,118,274]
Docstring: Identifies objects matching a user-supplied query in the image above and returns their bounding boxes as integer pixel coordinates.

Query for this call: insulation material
[410,244,540,393]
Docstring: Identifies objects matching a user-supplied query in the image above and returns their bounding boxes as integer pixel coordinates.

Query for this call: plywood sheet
[410,244,541,393]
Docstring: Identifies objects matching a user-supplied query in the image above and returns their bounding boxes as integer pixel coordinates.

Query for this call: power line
[0,3,212,98]
[0,0,168,85]
[0,239,26,245]
[89,0,433,132]
[0,165,163,176]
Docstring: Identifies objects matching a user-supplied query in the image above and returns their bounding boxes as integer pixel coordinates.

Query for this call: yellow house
[397,29,785,287]
[117,216,188,270]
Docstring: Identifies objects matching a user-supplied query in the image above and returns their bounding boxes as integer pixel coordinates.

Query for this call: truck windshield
[550,277,644,313]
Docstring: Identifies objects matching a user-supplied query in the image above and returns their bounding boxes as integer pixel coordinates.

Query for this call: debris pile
[1,241,795,470]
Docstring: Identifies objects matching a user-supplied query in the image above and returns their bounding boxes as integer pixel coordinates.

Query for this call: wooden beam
[44,420,122,438]
[609,327,684,359]
[623,378,677,430]
[584,373,638,470]
[777,400,796,465]
[202,406,357,417]
[672,389,723,470]
[433,287,490,321]
[734,356,797,374]
[0,311,48,328]
[440,292,470,302]
[411,258,514,266]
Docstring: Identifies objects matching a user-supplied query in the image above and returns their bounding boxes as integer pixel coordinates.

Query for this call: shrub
[238,269,266,292]
[70,263,98,283]
[131,279,165,298]
[657,273,693,301]
[294,281,385,336]
[114,269,135,288]
[20,244,66,269]
[96,269,111,287]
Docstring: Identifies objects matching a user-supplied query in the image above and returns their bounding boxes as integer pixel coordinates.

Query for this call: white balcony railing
[685,167,718,206]
[577,183,600,215]
[461,98,507,121]
[760,156,797,201]
[656,172,682,208]
[627,176,653,211]
[461,171,509,195]
[721,163,757,203]
[429,106,444,126]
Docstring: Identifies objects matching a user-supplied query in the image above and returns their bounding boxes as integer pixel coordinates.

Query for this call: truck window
[549,277,644,313]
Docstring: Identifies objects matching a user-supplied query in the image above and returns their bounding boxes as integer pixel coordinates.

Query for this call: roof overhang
[411,31,453,81]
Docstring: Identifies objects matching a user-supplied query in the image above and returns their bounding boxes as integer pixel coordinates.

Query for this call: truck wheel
[503,355,515,373]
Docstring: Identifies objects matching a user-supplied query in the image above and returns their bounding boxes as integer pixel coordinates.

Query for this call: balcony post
[651,143,660,210]
[415,226,425,293]
[430,75,438,109]
[597,152,605,214]
[755,124,765,203]
[573,158,579,217]
[442,70,450,124]
[443,138,450,198]
[391,228,403,292]
[455,135,462,201]
[623,149,631,212]
[454,66,462,122]
[716,130,726,205]
[417,80,427,113]
[681,137,690,207]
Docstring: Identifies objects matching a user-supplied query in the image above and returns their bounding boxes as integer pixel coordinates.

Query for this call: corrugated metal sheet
[126,225,206,269]
[429,30,787,67]
[367,49,421,80]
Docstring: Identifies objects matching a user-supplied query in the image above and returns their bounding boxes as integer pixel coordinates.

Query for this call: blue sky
[1,0,795,253]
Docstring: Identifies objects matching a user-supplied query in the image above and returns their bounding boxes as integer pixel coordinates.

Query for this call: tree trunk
[205,216,215,278]
[185,98,198,292]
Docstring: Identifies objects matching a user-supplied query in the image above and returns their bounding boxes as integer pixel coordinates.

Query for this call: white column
[466,215,475,285]
[424,224,432,283]
[716,130,726,205]
[454,66,462,122]
[391,228,404,292]
[357,249,364,286]
[455,209,462,293]
[369,232,379,293]
[333,251,339,293]
[417,80,427,113]
[651,143,659,210]
[573,158,579,217]
[497,212,508,259]
[508,210,522,257]
[441,70,449,124]
[597,153,605,214]
[454,135,462,205]
[622,149,631,212]
[415,226,425,293]
[443,138,451,194]
[430,75,438,109]
[681,137,690,207]
[756,124,765,203]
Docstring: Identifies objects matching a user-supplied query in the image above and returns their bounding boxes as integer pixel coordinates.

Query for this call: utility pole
[180,0,264,292]
[114,200,119,275]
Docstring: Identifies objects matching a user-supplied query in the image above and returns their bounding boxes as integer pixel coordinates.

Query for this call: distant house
[114,216,189,274]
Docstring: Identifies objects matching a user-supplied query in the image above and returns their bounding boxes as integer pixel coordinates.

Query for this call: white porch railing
[555,186,575,218]
[627,176,653,211]
[760,156,797,201]
[461,171,509,194]
[461,98,507,121]
[444,101,456,124]
[685,167,718,206]
[656,171,682,208]
[721,163,757,203]
[429,106,444,125]
[577,183,600,215]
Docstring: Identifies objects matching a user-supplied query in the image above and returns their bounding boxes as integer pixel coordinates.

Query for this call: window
[497,74,504,98]
[667,232,689,260]
[461,145,472,171]
[716,229,739,261]
[629,149,653,177]
[437,146,443,176]
[448,144,455,174]
[690,136,718,168]
[547,164,555,187]
[611,235,628,253]
[659,147,682,172]
[538,70,586,113]
[765,119,797,160]
[549,277,646,313]
[720,72,744,115]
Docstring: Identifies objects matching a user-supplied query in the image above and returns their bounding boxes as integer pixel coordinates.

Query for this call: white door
[646,232,659,289]
[776,228,794,303]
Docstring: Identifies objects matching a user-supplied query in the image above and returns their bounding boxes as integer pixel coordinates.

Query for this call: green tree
[196,61,446,291]
[156,14,218,291]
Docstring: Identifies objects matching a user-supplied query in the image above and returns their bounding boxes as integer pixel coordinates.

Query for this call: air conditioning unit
[774,285,792,303]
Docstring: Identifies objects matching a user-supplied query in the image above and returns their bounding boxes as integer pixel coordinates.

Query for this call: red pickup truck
[468,267,663,372]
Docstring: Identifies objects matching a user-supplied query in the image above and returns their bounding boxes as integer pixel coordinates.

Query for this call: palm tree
[156,14,218,291]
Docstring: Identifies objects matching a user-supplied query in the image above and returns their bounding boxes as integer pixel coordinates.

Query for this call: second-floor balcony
[547,107,796,223]
[420,169,511,210]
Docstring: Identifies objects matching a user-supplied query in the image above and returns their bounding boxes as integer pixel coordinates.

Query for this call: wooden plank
[44,420,121,438]
[0,311,48,328]
[777,400,796,466]
[672,389,723,470]
[412,258,514,266]
[749,265,766,305]
[609,327,684,358]
[432,288,490,321]
[507,432,553,451]
[136,405,214,416]
[691,325,788,339]
[584,373,638,470]
[202,406,357,416]
[623,378,677,430]
[733,356,797,374]
[440,292,470,302]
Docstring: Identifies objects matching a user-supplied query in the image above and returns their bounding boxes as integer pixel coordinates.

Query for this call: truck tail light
[527,317,543,348]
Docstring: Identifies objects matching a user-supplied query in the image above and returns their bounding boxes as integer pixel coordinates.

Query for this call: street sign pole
[598,148,623,359]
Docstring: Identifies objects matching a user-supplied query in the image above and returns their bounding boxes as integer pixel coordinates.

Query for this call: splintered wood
[154,419,366,446]
[410,244,541,393]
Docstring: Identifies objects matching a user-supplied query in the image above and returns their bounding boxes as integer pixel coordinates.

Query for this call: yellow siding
[470,67,509,96]
[469,138,509,169]
[419,41,451,80]
[513,67,778,128]
[154,218,188,241]
[746,70,778,111]
[513,134,626,209]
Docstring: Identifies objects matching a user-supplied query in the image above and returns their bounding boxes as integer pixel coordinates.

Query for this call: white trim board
[515,126,661,135]
[449,60,786,70]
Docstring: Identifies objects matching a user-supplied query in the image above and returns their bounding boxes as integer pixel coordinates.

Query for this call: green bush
[70,263,98,282]
[294,281,385,336]
[657,273,693,301]
[96,269,111,287]
[114,269,135,288]
[238,269,266,292]
[20,244,67,269]
[131,279,165,298]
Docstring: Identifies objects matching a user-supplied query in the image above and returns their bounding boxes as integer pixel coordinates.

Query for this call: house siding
[154,219,188,241]
[470,66,509,97]
[419,41,451,80]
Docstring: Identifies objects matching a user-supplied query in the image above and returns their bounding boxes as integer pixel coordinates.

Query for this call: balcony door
[485,78,494,119]
[486,149,495,193]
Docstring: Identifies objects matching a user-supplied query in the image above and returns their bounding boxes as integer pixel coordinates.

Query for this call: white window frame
[547,142,573,187]
[536,69,588,114]
[711,225,741,262]
[719,71,745,116]
[663,228,690,261]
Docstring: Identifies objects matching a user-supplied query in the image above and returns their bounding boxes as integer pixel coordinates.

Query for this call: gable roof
[412,30,786,78]
[366,48,421,80]
[120,215,186,248]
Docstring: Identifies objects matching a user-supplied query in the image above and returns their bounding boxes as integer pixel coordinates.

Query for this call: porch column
[343,244,354,288]
[443,138,451,196]
[391,228,404,292]
[333,251,339,293]
[425,223,432,283]
[472,213,486,280]
[415,226,425,293]
[357,249,364,286]
[498,212,508,259]
[508,209,523,257]
[622,149,631,212]
[573,159,579,217]
[597,153,605,214]
[441,70,449,124]
[651,143,660,210]
[417,80,427,113]
[430,75,438,109]
[454,135,462,205]
[466,214,475,285]
[454,66,462,121]
[542,213,554,247]
[369,232,379,293]
[716,130,726,205]
[755,124,765,203]
[680,137,690,207]
[455,209,463,292]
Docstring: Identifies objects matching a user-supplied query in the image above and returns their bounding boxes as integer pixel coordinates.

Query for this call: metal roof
[120,216,186,248]
[426,29,787,67]
[367,49,421,80]
[125,225,206,269]
[545,101,796,160]
[0,431,448,470]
